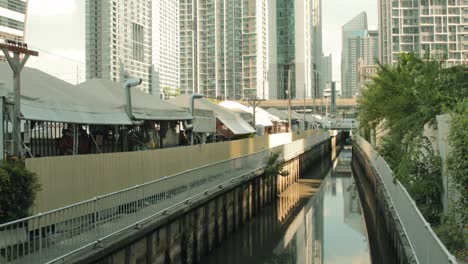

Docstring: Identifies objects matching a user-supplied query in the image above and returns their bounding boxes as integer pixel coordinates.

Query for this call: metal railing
[0,132,329,264]
[355,136,458,264]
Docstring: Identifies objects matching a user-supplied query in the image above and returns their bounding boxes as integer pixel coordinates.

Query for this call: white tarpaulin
[219,101,273,127]
[170,95,255,135]
[0,63,132,125]
[77,79,192,121]
[0,63,192,124]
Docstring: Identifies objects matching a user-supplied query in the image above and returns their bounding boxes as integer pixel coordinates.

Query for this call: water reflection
[202,151,370,264]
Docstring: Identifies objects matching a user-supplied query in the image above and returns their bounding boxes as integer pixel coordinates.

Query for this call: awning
[170,95,255,135]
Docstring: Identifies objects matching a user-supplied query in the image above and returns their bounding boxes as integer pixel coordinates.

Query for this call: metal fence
[0,132,329,264]
[355,136,458,264]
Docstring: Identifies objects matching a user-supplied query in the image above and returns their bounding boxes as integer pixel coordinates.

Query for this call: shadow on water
[202,150,372,264]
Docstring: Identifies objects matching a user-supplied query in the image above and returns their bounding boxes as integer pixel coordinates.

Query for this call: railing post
[38,213,42,263]
[94,196,100,245]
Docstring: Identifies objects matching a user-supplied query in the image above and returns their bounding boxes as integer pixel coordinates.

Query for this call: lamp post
[287,69,292,132]
[243,97,265,131]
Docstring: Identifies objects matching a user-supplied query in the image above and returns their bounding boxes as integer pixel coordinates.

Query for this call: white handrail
[355,136,458,264]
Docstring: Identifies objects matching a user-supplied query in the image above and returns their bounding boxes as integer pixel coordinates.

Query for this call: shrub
[0,161,41,224]
[264,151,289,179]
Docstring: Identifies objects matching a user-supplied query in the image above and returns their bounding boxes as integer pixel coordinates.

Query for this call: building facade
[85,0,153,93]
[179,0,268,100]
[320,54,332,98]
[379,0,468,66]
[153,0,179,98]
[357,61,378,96]
[269,0,322,100]
[0,0,28,60]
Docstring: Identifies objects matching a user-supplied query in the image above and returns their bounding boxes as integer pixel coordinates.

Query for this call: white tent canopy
[219,101,273,127]
[0,63,192,125]
[170,95,255,135]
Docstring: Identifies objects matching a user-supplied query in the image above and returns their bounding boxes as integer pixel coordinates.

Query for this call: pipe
[190,93,204,115]
[123,78,143,124]
[124,78,142,119]
[183,93,204,131]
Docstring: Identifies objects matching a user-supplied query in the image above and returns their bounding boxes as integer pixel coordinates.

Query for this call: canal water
[202,150,371,264]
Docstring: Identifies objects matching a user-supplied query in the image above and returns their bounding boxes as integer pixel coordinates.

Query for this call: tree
[357,53,468,257]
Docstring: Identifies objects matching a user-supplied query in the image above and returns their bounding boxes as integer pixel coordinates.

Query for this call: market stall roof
[218,101,273,127]
[77,79,192,121]
[0,63,132,125]
[162,94,216,133]
[255,106,281,123]
[170,94,255,135]
[0,64,193,124]
[266,108,296,122]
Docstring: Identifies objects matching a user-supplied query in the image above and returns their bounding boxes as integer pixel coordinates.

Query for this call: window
[132,22,144,62]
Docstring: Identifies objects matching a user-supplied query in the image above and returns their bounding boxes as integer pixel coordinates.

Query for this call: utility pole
[1,41,38,158]
[303,84,306,130]
[287,69,292,132]
[244,97,265,131]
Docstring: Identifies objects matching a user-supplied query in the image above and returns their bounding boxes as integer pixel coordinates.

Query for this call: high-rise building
[320,54,332,97]
[85,0,153,93]
[0,0,28,60]
[341,12,368,98]
[343,30,378,98]
[379,0,468,66]
[179,0,268,100]
[269,0,322,100]
[341,13,378,98]
[153,0,179,98]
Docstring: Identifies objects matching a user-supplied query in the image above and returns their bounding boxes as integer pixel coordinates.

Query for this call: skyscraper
[269,0,322,100]
[179,0,268,100]
[379,0,468,66]
[341,12,368,98]
[85,0,153,93]
[320,54,332,97]
[153,0,179,98]
[0,0,28,60]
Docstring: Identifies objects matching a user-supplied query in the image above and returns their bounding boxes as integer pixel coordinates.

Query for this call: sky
[24,0,377,84]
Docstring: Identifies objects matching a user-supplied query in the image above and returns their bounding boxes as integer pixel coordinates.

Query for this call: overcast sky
[24,0,377,84]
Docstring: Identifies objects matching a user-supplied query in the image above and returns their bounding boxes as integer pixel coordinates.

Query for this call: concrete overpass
[238,98,357,110]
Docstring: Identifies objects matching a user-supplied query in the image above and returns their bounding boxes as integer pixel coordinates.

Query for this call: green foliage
[0,161,41,224]
[264,151,289,179]
[358,53,468,256]
[435,210,467,259]
[447,99,468,226]
[396,137,443,224]
[358,53,468,141]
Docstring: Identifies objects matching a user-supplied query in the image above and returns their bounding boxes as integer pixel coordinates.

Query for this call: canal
[201,150,371,264]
